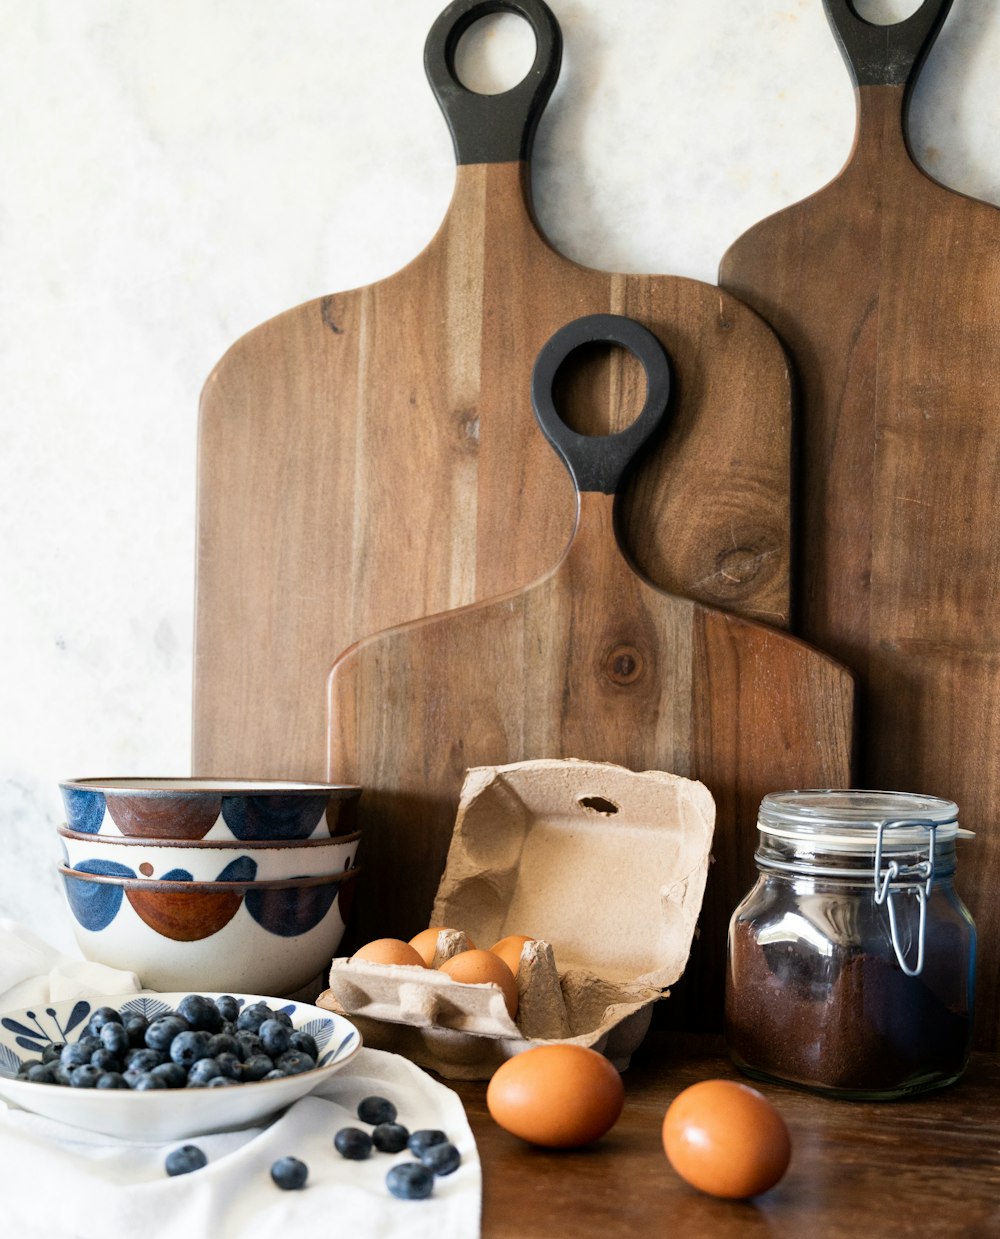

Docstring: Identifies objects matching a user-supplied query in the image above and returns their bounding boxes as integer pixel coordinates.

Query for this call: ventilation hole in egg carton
[578,795,620,816]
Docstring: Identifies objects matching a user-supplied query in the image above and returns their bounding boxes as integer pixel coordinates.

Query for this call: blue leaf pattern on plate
[0,1044,22,1077]
[297,1016,335,1053]
[1,1016,43,1040]
[64,1000,92,1035]
[119,996,173,1021]
[15,1036,46,1055]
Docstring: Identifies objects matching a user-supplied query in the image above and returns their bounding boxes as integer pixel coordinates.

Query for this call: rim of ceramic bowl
[60,778,361,796]
[57,864,360,891]
[56,824,362,849]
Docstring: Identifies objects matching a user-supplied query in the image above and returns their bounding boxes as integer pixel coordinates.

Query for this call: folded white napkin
[0,922,482,1239]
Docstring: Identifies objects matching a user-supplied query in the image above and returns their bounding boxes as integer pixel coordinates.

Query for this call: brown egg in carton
[318,759,716,1079]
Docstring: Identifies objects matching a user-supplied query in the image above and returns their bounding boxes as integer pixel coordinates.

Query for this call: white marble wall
[2,0,997,954]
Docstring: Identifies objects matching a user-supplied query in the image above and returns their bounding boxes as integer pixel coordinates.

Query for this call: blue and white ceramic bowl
[57,824,361,883]
[0,991,361,1139]
[58,866,358,996]
[58,778,361,842]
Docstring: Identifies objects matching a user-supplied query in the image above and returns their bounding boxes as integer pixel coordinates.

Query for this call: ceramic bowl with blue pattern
[59,778,361,842]
[57,824,361,883]
[58,865,358,997]
[0,991,361,1139]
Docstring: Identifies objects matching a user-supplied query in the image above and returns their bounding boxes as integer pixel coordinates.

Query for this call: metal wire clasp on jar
[724,790,976,1100]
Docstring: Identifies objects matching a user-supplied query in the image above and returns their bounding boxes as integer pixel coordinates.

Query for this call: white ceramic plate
[0,990,361,1140]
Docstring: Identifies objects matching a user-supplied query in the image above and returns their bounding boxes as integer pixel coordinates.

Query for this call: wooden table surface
[452,1034,1000,1237]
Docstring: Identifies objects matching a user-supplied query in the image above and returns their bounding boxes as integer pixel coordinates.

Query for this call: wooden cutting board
[193,0,792,785]
[719,0,1000,1048]
[327,315,854,1029]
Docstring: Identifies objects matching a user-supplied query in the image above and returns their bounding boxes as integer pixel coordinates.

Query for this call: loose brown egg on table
[438,949,518,1018]
[486,1044,625,1148]
[662,1079,791,1199]
[350,938,427,967]
[489,934,535,976]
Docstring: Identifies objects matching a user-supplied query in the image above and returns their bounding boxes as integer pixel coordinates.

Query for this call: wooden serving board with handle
[720,0,1000,1048]
[194,0,792,786]
[328,314,854,1029]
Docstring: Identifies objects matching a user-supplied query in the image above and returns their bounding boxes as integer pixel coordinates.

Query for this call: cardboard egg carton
[317,759,715,1078]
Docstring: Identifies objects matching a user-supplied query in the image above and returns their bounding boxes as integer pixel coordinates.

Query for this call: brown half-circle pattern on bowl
[106,792,222,839]
[125,885,244,941]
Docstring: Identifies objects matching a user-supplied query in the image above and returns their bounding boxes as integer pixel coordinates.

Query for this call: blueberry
[234,1031,263,1061]
[90,1048,122,1073]
[420,1142,461,1176]
[132,1072,167,1091]
[54,1065,74,1086]
[408,1129,448,1157]
[124,1014,150,1047]
[25,1063,58,1084]
[236,1004,271,1034]
[125,1048,166,1073]
[214,1052,243,1081]
[145,1015,190,1052]
[258,1019,291,1058]
[96,1072,128,1089]
[87,1007,124,1033]
[207,1076,238,1087]
[288,1031,318,1060]
[334,1127,373,1160]
[186,1058,223,1087]
[241,1054,275,1081]
[386,1163,434,1201]
[100,1022,130,1058]
[177,994,224,1033]
[69,1064,103,1088]
[215,995,240,1022]
[42,1043,65,1064]
[373,1123,410,1154]
[272,1010,294,1030]
[150,1061,188,1088]
[60,1041,95,1069]
[358,1095,397,1125]
[275,1050,315,1076]
[165,1145,207,1177]
[170,1030,213,1067]
[270,1156,308,1190]
[207,1032,239,1058]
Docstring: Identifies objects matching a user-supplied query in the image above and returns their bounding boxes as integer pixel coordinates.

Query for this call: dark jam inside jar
[724,791,976,1101]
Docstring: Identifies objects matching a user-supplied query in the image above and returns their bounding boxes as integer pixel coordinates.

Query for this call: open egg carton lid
[319,759,715,1076]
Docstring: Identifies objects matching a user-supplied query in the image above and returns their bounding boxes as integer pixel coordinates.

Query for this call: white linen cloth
[0,921,482,1239]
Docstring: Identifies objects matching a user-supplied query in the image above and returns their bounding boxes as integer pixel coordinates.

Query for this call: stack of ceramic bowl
[56,778,362,997]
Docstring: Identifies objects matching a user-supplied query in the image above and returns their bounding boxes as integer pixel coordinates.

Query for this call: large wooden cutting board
[720,0,1000,1048]
[327,316,853,1029]
[193,0,792,786]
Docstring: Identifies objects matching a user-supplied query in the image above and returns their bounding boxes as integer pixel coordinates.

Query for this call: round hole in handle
[851,0,924,23]
[578,796,620,817]
[454,11,538,95]
[552,342,650,437]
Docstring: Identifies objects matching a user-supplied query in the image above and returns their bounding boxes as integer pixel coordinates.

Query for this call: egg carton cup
[319,759,715,1079]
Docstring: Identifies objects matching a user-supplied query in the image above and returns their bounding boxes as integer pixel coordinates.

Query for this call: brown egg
[662,1079,791,1199]
[486,1045,624,1147]
[408,926,473,967]
[438,948,518,1018]
[350,937,427,967]
[489,933,535,976]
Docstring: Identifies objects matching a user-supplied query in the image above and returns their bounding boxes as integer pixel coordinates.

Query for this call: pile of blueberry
[335,1094,463,1200]
[15,994,319,1090]
[165,1093,462,1201]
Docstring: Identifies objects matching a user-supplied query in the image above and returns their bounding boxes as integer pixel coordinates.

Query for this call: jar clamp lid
[755,790,973,978]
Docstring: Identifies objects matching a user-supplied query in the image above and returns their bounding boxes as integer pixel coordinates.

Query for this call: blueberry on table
[373,1123,410,1154]
[408,1129,448,1157]
[386,1162,435,1201]
[270,1156,309,1190]
[165,1145,208,1177]
[358,1095,397,1125]
[420,1142,461,1176]
[334,1127,373,1160]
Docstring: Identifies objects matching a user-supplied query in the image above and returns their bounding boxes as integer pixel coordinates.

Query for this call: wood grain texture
[194,155,792,785]
[328,489,853,1029]
[721,56,1000,1047]
[455,1033,1000,1238]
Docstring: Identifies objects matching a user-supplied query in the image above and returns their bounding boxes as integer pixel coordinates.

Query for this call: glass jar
[725,790,976,1100]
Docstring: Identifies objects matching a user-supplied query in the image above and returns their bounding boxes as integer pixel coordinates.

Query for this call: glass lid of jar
[757,789,971,852]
